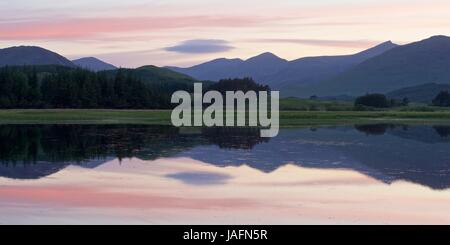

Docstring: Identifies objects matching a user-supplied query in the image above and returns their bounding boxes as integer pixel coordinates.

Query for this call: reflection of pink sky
[0,157,449,224]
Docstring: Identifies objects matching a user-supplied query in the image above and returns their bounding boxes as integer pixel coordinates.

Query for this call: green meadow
[1,97,450,126]
[2,108,450,126]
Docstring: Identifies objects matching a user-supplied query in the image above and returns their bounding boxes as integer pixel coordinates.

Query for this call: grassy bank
[280,111,450,126]
[280,97,354,111]
[2,109,450,126]
[0,109,172,125]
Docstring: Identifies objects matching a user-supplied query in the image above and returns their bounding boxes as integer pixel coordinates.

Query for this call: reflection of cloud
[165,39,234,54]
[246,38,381,48]
[166,171,232,185]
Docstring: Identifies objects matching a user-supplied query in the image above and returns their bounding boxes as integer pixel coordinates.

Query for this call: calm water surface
[0,124,449,224]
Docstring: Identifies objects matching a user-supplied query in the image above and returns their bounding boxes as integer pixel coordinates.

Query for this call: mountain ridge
[268,41,399,93]
[304,35,450,97]
[168,41,398,96]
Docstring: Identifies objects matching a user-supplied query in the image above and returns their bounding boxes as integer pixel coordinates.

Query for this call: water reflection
[0,124,450,190]
[354,124,397,135]
[166,172,232,186]
[354,124,450,144]
[0,125,265,179]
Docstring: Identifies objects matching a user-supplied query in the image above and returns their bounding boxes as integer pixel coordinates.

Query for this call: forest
[0,65,194,109]
[0,66,272,109]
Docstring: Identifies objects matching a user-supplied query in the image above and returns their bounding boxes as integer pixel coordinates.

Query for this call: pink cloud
[0,15,271,40]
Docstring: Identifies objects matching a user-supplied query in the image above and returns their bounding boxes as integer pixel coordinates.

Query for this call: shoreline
[2,109,450,126]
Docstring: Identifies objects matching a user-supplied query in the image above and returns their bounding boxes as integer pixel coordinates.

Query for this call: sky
[1,0,450,67]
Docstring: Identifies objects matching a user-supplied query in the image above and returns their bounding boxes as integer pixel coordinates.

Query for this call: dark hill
[0,46,75,67]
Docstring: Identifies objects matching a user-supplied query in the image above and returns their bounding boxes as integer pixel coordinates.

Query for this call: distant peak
[258,52,277,57]
[137,65,158,69]
[2,45,48,51]
[12,45,38,48]
[356,40,398,55]
[73,57,99,61]
[376,40,398,47]
[202,57,244,65]
[212,57,242,62]
[425,35,450,41]
[407,35,450,47]
[250,52,278,59]
[246,52,286,62]
[72,56,117,71]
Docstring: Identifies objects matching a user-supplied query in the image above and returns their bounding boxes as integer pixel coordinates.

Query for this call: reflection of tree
[354,124,397,135]
[433,126,450,138]
[0,125,181,165]
[0,125,270,166]
[355,123,450,140]
[201,127,270,149]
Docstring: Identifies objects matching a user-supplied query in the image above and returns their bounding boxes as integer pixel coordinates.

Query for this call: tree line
[355,90,450,109]
[354,93,409,109]
[206,77,270,94]
[0,66,272,109]
[0,66,188,109]
[432,91,450,107]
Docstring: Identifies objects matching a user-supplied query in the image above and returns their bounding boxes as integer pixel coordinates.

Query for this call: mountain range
[168,52,289,84]
[0,46,117,72]
[305,35,450,97]
[0,46,202,87]
[3,35,450,100]
[170,35,450,99]
[169,41,399,96]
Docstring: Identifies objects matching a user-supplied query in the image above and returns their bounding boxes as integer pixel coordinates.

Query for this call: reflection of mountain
[201,127,270,149]
[180,125,450,190]
[1,124,450,190]
[0,158,110,180]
